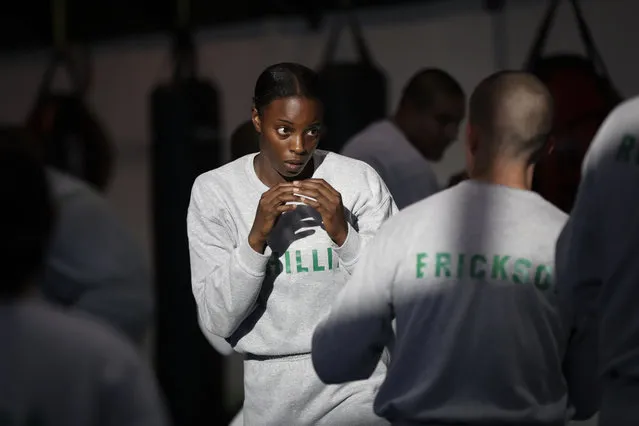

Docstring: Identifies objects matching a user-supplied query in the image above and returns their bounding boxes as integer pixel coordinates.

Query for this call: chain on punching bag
[149,0,226,424]
[316,4,387,153]
[526,0,622,213]
[26,0,114,192]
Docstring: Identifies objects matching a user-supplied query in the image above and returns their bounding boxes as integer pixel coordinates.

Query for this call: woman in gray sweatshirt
[187,62,397,425]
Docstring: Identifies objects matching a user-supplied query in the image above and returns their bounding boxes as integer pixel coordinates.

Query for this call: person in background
[0,126,154,347]
[187,62,396,425]
[341,68,465,209]
[312,71,599,425]
[555,96,639,426]
[0,138,169,426]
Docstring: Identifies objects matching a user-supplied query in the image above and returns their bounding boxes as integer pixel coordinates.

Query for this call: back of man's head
[468,71,553,171]
[0,126,55,299]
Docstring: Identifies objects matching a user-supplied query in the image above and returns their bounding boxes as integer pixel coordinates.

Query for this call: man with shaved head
[312,71,599,425]
[467,71,553,181]
[341,68,465,209]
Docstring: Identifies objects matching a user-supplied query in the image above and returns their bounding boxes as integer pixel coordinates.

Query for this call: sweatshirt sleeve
[198,315,235,356]
[333,169,398,275]
[312,223,396,384]
[187,177,271,338]
[44,187,154,346]
[101,342,171,426]
[555,144,604,421]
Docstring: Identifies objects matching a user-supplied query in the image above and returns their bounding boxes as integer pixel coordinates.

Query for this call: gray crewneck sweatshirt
[313,180,597,425]
[43,169,153,345]
[187,150,397,425]
[0,299,169,426]
[556,97,639,409]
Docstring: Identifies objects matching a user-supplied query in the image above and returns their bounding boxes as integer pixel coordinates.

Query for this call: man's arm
[555,150,603,421]
[556,218,601,420]
[44,188,154,345]
[101,344,171,426]
[312,230,396,384]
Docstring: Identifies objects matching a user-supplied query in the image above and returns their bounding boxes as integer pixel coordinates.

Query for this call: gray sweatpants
[243,353,389,426]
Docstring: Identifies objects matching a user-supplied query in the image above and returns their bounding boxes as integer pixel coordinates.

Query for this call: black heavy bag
[526,0,622,213]
[26,51,114,192]
[317,12,387,153]
[150,29,226,426]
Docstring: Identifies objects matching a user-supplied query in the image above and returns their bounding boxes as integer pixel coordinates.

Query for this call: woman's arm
[187,177,271,339]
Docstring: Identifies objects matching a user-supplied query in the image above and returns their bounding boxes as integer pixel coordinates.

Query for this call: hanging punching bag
[26,50,115,192]
[149,28,226,425]
[316,10,387,153]
[525,0,621,213]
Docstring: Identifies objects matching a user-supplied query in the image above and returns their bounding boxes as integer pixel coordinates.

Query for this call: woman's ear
[251,107,262,134]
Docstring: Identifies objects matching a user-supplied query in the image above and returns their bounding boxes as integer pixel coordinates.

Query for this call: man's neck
[391,113,434,162]
[470,162,533,191]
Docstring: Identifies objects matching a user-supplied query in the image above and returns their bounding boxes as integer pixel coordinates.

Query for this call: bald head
[469,71,553,169]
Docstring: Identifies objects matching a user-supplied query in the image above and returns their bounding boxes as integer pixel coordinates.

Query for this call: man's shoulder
[47,169,108,208]
[340,120,396,155]
[603,96,639,133]
[376,187,450,232]
[531,197,570,236]
[320,150,379,171]
[20,301,141,365]
[586,96,639,169]
[319,151,390,190]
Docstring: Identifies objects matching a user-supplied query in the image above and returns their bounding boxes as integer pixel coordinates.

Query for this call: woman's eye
[307,128,319,137]
[276,127,289,136]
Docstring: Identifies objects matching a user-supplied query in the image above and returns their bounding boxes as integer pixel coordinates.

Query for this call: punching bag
[26,50,114,192]
[526,0,621,213]
[317,10,387,153]
[150,28,226,425]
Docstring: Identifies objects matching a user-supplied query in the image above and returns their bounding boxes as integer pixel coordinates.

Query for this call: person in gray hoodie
[187,62,397,426]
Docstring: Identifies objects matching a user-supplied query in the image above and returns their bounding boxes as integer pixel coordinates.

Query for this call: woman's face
[252,95,323,179]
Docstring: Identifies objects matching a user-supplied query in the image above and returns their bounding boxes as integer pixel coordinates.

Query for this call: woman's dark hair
[253,62,322,115]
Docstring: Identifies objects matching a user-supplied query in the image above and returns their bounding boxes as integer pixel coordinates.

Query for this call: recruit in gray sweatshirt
[556,96,639,424]
[313,179,598,425]
[0,299,169,426]
[187,150,397,425]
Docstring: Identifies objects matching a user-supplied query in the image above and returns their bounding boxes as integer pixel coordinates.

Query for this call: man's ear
[546,134,555,156]
[465,122,479,155]
[464,122,478,176]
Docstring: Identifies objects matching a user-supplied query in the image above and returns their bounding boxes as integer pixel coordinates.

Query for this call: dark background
[1,0,449,51]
